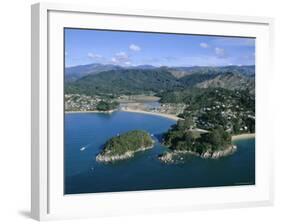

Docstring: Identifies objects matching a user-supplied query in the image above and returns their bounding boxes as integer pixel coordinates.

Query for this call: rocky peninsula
[158,117,239,163]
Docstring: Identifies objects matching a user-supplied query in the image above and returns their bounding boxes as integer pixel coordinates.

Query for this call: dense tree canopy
[99,130,154,157]
[96,101,119,111]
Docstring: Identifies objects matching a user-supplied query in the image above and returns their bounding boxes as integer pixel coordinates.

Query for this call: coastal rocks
[158,152,174,163]
[159,144,237,163]
[201,145,237,159]
[201,150,212,158]
[158,150,199,164]
[96,145,153,163]
[96,151,134,163]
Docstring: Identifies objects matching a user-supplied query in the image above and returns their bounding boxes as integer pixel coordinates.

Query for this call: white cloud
[111,57,117,63]
[115,51,128,58]
[87,52,102,59]
[124,61,132,66]
[111,51,131,65]
[214,47,227,58]
[200,42,209,48]
[129,44,141,52]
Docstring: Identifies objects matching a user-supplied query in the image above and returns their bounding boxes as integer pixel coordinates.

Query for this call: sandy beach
[65,109,117,114]
[120,108,182,121]
[65,108,182,121]
[232,133,255,140]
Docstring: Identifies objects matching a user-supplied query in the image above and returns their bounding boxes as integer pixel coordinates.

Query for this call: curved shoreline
[65,108,182,121]
[65,109,117,114]
[232,133,255,141]
[65,111,255,138]
[120,108,182,121]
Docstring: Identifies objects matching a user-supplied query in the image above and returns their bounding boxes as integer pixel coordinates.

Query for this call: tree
[176,116,194,130]
[203,129,223,150]
[183,131,195,148]
[184,116,194,129]
[96,101,119,111]
[233,119,241,134]
[245,117,255,133]
[96,101,110,111]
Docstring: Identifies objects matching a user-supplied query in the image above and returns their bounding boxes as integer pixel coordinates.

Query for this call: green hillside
[65,69,183,96]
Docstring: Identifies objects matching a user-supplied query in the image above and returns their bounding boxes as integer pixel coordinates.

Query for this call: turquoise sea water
[64,111,255,194]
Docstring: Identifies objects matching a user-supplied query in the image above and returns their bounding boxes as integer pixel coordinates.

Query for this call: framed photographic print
[31,2,274,221]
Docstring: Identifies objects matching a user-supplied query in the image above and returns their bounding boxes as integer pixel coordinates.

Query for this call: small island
[96,130,154,163]
[159,117,237,163]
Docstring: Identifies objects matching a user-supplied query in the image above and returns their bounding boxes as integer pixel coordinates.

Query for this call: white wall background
[0,0,280,223]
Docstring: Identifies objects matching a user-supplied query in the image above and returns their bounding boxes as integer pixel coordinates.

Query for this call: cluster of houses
[192,94,255,133]
[65,94,102,111]
[120,101,186,116]
[152,103,186,115]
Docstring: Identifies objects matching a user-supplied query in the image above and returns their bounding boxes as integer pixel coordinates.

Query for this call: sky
[65,28,255,68]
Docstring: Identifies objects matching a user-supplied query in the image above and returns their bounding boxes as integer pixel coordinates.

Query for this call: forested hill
[195,73,255,94]
[167,65,255,79]
[65,69,183,95]
[65,65,255,96]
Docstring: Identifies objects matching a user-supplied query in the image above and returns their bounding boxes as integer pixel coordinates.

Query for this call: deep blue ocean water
[64,111,255,194]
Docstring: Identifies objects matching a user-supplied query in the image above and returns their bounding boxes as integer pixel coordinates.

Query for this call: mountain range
[65,63,255,95]
[65,63,255,81]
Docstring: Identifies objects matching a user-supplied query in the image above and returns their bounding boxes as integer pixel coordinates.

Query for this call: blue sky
[65,28,255,68]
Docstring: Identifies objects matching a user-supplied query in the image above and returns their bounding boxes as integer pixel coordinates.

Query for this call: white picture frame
[31,2,274,221]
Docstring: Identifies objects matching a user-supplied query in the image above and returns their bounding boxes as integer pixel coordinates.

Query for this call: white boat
[80,146,86,151]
